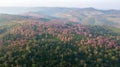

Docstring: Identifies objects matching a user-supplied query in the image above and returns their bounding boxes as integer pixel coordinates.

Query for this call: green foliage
[0,22,120,67]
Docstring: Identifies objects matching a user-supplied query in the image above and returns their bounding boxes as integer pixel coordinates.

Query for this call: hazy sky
[0,0,119,9]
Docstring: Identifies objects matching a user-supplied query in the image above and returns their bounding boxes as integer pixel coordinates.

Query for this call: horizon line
[0,6,120,10]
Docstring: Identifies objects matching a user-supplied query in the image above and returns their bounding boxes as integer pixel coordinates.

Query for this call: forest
[0,7,120,67]
[0,21,120,67]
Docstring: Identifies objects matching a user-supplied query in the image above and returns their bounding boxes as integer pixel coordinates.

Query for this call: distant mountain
[49,8,120,28]
[0,7,120,28]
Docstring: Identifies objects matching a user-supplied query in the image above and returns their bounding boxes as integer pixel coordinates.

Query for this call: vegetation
[0,21,120,67]
[0,7,120,67]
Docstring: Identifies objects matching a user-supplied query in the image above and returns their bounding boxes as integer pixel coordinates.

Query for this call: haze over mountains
[0,7,120,28]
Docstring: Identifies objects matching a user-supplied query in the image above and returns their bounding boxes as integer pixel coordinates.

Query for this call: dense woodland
[0,20,120,67]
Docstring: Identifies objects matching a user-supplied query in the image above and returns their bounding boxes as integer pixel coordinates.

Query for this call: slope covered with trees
[0,20,120,67]
[0,7,120,67]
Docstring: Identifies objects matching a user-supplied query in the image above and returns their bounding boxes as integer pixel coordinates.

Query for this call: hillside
[1,7,120,28]
[0,7,120,67]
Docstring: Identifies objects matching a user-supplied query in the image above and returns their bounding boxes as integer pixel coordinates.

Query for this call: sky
[0,0,120,9]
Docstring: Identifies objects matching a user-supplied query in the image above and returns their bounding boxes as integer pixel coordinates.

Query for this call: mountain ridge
[0,7,120,28]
